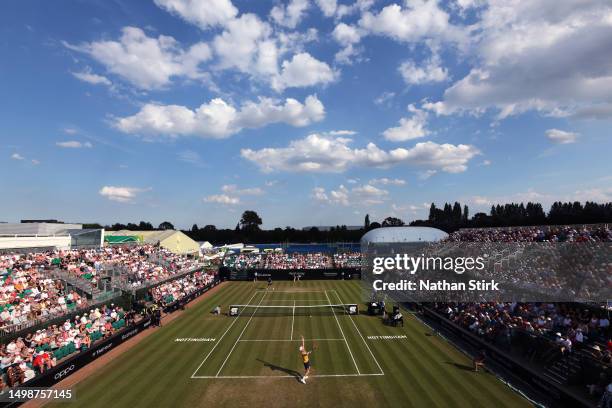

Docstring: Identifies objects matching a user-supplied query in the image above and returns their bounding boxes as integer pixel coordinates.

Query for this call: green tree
[382,217,405,227]
[139,221,154,230]
[158,221,174,230]
[240,210,263,232]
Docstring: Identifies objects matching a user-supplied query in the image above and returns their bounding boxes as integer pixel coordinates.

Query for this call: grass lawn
[49,280,531,408]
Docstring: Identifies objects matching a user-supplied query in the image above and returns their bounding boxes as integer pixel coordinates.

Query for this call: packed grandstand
[0,244,217,389]
[0,224,610,407]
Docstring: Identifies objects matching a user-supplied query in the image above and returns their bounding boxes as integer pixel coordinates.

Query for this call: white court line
[239,339,344,342]
[332,290,384,375]
[192,373,385,379]
[325,290,360,375]
[290,299,295,340]
[256,290,327,293]
[190,290,258,379]
[259,299,329,302]
[215,291,267,377]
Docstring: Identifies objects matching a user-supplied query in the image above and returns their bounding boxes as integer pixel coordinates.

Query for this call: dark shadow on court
[257,359,302,382]
[444,361,474,371]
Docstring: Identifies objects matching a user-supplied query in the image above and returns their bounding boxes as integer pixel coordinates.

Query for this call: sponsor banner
[226,268,361,281]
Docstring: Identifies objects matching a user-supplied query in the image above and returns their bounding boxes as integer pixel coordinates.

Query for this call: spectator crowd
[447,224,611,243]
[1,253,87,330]
[1,303,130,389]
[428,224,612,404]
[149,271,216,306]
[223,251,362,270]
[1,246,209,332]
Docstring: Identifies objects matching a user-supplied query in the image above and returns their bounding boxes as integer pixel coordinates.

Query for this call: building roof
[361,227,448,243]
[105,230,199,255]
[0,223,82,236]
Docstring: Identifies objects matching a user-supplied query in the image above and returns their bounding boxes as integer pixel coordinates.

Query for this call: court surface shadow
[444,361,474,371]
[257,359,302,382]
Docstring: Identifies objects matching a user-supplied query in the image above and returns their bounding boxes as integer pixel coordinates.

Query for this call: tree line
[410,201,612,231]
[86,201,612,245]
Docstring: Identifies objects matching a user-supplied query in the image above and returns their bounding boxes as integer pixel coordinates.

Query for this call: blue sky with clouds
[1,0,611,229]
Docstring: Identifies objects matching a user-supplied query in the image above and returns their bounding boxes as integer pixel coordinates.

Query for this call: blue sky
[1,0,611,229]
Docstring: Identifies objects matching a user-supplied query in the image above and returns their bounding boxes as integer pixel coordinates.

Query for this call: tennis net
[228,303,359,317]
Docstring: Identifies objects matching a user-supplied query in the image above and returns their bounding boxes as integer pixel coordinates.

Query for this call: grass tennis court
[49,281,531,408]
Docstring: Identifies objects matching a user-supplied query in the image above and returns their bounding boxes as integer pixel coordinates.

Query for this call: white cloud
[427,1,612,119]
[99,186,149,203]
[213,13,273,74]
[204,183,265,206]
[114,94,324,138]
[207,13,327,89]
[315,0,337,17]
[313,183,389,206]
[203,194,240,205]
[481,159,492,166]
[398,55,448,85]
[153,0,238,29]
[369,178,406,185]
[467,189,551,208]
[221,184,264,195]
[333,23,362,45]
[178,150,204,166]
[56,141,93,148]
[545,129,579,144]
[312,187,330,202]
[382,105,430,141]
[358,1,464,44]
[272,52,337,91]
[572,187,612,203]
[390,202,426,217]
[63,127,79,135]
[374,91,395,106]
[270,0,309,29]
[332,23,363,64]
[328,130,357,136]
[418,169,437,179]
[65,27,211,90]
[237,94,325,128]
[71,69,112,86]
[31,159,40,165]
[334,44,361,64]
[241,133,480,173]
[11,153,24,160]
[455,0,486,10]
[68,6,334,93]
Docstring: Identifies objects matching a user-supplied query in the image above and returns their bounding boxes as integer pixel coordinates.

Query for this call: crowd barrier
[421,306,592,408]
[220,267,361,281]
